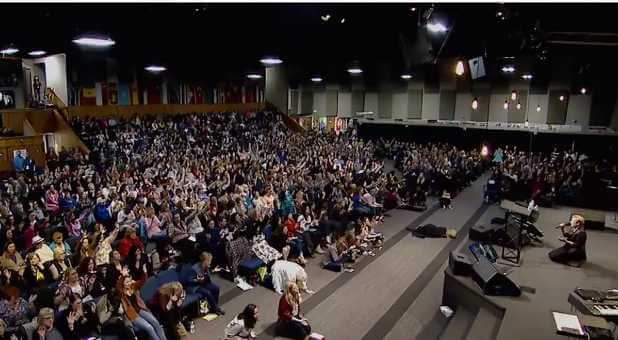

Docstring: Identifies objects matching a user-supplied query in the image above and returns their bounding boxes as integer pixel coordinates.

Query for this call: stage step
[438,306,475,340]
[465,307,501,340]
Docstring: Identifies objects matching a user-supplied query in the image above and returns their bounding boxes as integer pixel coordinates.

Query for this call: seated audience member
[47,248,70,285]
[182,252,224,315]
[0,286,36,334]
[270,260,314,295]
[117,275,167,340]
[32,236,54,265]
[23,253,48,292]
[549,214,587,265]
[20,307,63,340]
[0,242,25,276]
[125,245,151,282]
[440,190,452,210]
[54,268,84,311]
[148,282,186,340]
[224,304,259,340]
[48,232,71,257]
[276,282,312,340]
[96,292,135,340]
[55,294,98,340]
[117,226,144,259]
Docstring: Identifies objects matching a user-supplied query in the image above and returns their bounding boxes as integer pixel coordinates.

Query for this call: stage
[442,204,618,340]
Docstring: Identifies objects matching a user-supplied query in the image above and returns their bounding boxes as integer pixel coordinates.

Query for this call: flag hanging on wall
[107,83,118,105]
[118,84,130,105]
[80,87,97,106]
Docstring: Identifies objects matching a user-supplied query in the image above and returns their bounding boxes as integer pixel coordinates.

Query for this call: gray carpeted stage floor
[187,174,618,340]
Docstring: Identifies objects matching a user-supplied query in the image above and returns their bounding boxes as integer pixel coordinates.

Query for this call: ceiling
[4,3,618,85]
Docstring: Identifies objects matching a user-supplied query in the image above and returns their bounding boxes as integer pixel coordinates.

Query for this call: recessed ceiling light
[501,66,515,73]
[247,74,263,79]
[580,87,587,94]
[340,18,346,24]
[401,74,413,80]
[559,95,565,101]
[73,36,115,47]
[28,50,46,56]
[145,65,166,72]
[260,57,283,65]
[521,74,533,80]
[410,7,416,12]
[347,68,363,74]
[0,47,19,54]
[321,14,331,22]
[311,77,323,83]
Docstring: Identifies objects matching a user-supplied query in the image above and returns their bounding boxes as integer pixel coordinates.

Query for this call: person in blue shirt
[181,252,225,316]
[12,152,26,173]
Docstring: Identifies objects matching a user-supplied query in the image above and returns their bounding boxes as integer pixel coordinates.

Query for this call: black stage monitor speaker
[449,251,472,276]
[471,256,521,297]
[469,225,494,243]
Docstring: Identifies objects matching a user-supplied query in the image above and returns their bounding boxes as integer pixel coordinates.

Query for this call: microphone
[555,222,571,229]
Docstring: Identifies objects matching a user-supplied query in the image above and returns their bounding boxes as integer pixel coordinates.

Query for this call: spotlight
[455,60,465,76]
[410,7,416,12]
[580,88,587,94]
[497,11,503,17]
[504,100,509,110]
[28,50,46,56]
[516,102,522,110]
[246,74,263,79]
[321,14,331,22]
[427,22,448,33]
[501,66,515,73]
[536,105,541,112]
[260,57,283,65]
[521,74,533,80]
[340,18,346,24]
[400,74,413,80]
[559,95,565,101]
[145,65,166,72]
[347,68,363,74]
[311,77,323,83]
[511,90,517,101]
[471,98,479,110]
[72,35,115,47]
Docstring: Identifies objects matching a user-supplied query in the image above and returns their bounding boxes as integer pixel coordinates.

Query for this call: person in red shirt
[117,226,145,259]
[283,214,307,265]
[276,282,311,340]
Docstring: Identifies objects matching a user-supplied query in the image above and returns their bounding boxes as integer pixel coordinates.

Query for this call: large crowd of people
[0,109,616,340]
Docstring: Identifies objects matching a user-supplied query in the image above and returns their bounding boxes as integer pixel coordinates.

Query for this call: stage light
[427,22,448,33]
[497,11,503,17]
[455,60,465,76]
[28,50,46,56]
[260,57,283,65]
[580,88,587,94]
[0,47,19,54]
[501,66,515,73]
[401,74,412,80]
[247,74,263,79]
[516,102,522,110]
[511,90,517,101]
[340,18,346,24]
[410,7,416,12]
[481,145,489,157]
[72,36,115,47]
[347,68,363,74]
[536,105,541,112]
[311,77,323,83]
[321,14,331,22]
[145,65,166,72]
[504,100,509,110]
[559,95,565,101]
[471,98,478,110]
[521,74,533,80]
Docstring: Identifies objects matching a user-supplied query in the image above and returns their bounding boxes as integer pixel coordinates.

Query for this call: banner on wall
[80,87,97,106]
[131,83,140,105]
[118,84,130,105]
[147,86,161,104]
[107,83,118,105]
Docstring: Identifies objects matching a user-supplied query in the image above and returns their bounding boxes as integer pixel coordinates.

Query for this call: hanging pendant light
[536,105,541,112]
[516,102,522,110]
[471,97,478,110]
[504,100,509,110]
[511,90,517,101]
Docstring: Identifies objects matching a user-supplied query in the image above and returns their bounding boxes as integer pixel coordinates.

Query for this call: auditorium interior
[1,3,618,340]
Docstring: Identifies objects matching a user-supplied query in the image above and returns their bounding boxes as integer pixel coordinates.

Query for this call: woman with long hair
[148,282,186,340]
[224,303,259,340]
[116,275,167,340]
[126,245,151,282]
[276,282,311,340]
[54,268,84,311]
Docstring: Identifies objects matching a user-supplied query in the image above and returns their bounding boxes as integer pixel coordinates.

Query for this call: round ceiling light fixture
[145,65,166,72]
[72,34,115,47]
[260,57,283,65]
[247,73,263,79]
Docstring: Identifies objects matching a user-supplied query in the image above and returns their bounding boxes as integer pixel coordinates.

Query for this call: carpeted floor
[187,175,618,340]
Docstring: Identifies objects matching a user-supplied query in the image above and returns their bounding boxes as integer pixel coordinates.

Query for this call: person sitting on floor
[440,190,452,210]
[276,282,312,340]
[270,260,315,295]
[224,304,259,340]
[182,252,225,316]
[549,214,587,266]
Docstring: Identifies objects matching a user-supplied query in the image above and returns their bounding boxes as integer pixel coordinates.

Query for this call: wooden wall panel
[0,135,45,172]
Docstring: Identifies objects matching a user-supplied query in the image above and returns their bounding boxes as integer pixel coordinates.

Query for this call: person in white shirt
[224,304,259,340]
